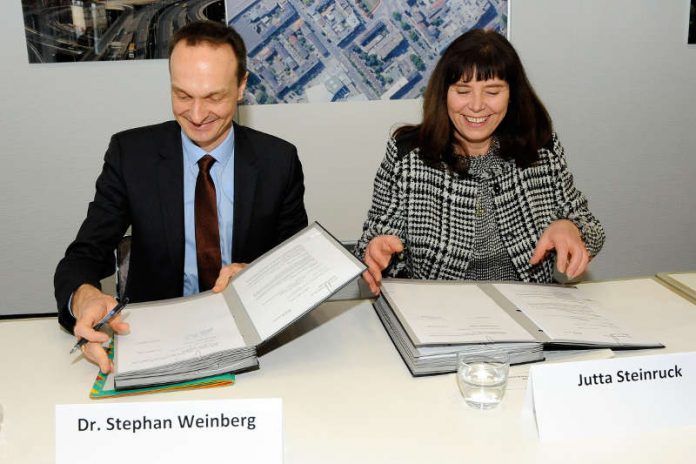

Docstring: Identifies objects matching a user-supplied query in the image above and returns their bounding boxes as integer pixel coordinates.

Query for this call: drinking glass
[456,351,510,410]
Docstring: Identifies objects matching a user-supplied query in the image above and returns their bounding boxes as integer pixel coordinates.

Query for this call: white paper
[56,399,282,464]
[671,273,696,291]
[382,281,535,345]
[494,283,651,345]
[525,352,696,441]
[116,293,246,373]
[233,226,363,341]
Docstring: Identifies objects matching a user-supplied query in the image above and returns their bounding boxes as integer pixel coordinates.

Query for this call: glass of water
[456,351,510,410]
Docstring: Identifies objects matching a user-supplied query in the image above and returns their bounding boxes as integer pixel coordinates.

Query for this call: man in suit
[54,21,308,372]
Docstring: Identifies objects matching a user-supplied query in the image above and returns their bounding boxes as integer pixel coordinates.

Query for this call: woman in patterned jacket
[355,29,605,295]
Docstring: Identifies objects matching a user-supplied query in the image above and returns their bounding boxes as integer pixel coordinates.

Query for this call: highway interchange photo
[22,0,225,62]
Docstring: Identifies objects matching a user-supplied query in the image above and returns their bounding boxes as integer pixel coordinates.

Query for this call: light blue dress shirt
[68,128,236,315]
[181,128,235,295]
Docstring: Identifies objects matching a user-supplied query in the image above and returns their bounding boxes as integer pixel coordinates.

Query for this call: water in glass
[457,357,509,409]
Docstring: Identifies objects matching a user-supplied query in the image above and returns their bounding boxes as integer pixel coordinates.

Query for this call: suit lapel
[156,122,185,274]
[232,124,259,260]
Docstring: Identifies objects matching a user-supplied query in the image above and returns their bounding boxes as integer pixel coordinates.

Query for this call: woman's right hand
[362,235,404,295]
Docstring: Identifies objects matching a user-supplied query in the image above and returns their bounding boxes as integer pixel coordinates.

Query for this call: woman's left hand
[530,219,590,279]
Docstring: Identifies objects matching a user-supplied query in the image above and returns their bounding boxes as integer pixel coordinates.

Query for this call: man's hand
[71,284,129,373]
[212,263,248,293]
[530,219,590,279]
[362,235,404,295]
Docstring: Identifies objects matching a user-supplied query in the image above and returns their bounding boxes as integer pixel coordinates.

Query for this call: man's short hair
[169,20,247,83]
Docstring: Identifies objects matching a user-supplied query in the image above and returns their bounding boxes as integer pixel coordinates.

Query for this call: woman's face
[447,76,510,155]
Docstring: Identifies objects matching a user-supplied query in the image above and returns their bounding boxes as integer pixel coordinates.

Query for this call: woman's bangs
[451,49,507,84]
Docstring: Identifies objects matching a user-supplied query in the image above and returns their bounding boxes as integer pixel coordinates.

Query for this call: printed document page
[493,284,645,344]
[382,281,535,345]
[116,293,245,373]
[233,226,363,341]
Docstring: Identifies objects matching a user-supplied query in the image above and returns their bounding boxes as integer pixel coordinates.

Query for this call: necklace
[475,196,485,217]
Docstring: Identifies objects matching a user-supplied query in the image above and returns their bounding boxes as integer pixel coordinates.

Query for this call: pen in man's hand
[69,298,129,354]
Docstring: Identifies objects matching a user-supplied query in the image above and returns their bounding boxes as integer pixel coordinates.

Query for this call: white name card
[56,398,282,464]
[525,352,696,441]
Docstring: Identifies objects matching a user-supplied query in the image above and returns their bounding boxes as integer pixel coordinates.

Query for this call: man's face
[170,42,247,152]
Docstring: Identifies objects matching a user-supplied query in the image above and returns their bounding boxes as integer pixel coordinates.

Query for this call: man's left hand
[212,263,248,292]
[530,219,590,279]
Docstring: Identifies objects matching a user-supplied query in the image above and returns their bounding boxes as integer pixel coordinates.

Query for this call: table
[2,277,696,463]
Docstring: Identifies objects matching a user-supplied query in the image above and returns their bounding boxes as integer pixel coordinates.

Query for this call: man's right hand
[71,284,129,373]
[362,235,404,296]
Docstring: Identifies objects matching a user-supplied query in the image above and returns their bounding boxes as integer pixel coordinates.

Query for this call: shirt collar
[181,125,235,168]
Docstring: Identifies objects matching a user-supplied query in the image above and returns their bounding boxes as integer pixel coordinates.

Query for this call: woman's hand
[362,235,404,295]
[530,219,590,279]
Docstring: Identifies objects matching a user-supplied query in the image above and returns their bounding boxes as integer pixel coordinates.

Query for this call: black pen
[69,298,129,354]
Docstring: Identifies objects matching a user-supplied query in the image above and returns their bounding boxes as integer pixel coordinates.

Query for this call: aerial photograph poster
[227,0,508,104]
[20,0,508,104]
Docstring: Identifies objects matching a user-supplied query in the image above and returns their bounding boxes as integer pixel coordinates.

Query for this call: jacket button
[492,184,501,194]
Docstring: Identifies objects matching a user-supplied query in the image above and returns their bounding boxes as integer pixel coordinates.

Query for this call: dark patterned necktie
[195,155,221,291]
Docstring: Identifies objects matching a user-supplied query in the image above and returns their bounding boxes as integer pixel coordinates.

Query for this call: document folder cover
[112,222,366,390]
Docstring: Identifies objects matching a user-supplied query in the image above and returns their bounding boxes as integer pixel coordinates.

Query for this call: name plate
[525,352,696,441]
[56,398,282,464]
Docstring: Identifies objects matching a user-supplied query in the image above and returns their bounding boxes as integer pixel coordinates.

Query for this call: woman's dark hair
[395,29,552,173]
[169,20,247,84]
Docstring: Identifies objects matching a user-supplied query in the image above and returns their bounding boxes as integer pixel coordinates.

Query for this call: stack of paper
[90,340,236,398]
[656,272,696,303]
[114,293,258,389]
[375,280,663,377]
[373,296,542,376]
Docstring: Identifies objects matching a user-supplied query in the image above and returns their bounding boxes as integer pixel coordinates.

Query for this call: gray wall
[1,0,694,316]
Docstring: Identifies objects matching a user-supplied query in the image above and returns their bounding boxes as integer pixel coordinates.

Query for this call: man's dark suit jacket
[55,121,308,333]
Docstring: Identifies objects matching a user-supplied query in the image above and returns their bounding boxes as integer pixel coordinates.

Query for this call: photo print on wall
[20,0,510,107]
[21,0,226,63]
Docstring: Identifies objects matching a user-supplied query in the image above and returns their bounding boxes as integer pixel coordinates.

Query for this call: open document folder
[375,279,663,376]
[113,222,366,390]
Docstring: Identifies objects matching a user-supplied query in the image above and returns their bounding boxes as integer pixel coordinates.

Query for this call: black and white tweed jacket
[355,133,605,283]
